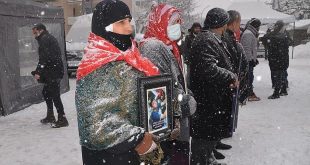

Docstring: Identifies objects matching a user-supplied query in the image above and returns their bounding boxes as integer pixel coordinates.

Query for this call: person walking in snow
[190,8,238,165]
[75,0,165,164]
[139,4,196,164]
[241,18,262,102]
[263,20,292,99]
[31,23,68,128]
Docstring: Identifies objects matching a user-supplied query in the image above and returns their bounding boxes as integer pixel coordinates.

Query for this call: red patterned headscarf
[143,4,183,69]
[77,33,160,80]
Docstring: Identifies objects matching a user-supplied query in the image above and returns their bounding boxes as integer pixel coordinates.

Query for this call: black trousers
[248,64,254,95]
[161,140,189,165]
[190,138,216,165]
[271,70,286,91]
[271,69,288,88]
[42,79,64,115]
[81,146,140,165]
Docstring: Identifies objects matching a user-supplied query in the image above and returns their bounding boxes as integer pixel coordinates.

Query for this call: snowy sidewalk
[1,45,310,165]
[0,79,82,165]
[221,50,310,165]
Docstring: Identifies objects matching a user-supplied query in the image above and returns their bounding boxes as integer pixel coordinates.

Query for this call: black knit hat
[248,18,261,29]
[33,23,46,31]
[274,20,285,29]
[91,0,132,37]
[204,8,230,29]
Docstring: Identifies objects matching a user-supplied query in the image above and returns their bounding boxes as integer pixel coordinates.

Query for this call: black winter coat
[262,31,292,71]
[223,30,249,103]
[182,33,196,65]
[190,30,236,140]
[35,31,64,83]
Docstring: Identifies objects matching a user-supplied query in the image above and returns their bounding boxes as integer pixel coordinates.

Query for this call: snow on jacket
[240,25,259,62]
[223,29,250,114]
[140,38,196,142]
[34,30,64,83]
[190,30,236,140]
[141,4,196,142]
[264,31,292,71]
[75,33,159,153]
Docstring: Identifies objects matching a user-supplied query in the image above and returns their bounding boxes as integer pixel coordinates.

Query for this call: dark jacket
[35,31,64,83]
[190,30,236,140]
[183,33,196,65]
[263,31,292,71]
[223,30,249,103]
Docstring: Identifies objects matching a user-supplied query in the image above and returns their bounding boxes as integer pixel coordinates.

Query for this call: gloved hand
[255,59,259,66]
[178,94,197,117]
[170,118,180,140]
[135,132,158,156]
[250,59,259,67]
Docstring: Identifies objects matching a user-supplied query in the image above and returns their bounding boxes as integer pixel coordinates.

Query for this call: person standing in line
[190,8,238,165]
[241,18,262,102]
[31,23,68,128]
[209,10,249,161]
[75,1,165,164]
[139,3,196,164]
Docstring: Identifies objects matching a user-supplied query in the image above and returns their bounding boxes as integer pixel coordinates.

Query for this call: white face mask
[167,24,181,41]
[105,24,113,32]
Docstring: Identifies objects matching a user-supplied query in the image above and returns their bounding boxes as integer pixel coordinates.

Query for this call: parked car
[66,14,92,76]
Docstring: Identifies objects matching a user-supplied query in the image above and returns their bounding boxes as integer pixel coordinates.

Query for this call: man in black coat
[182,22,202,89]
[183,22,202,65]
[224,10,249,105]
[263,20,292,99]
[32,23,68,128]
[190,8,238,165]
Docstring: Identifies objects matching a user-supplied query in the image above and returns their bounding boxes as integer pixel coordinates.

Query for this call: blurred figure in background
[263,20,292,99]
[183,22,202,89]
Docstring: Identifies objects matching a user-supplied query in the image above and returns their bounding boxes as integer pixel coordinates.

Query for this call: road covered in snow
[0,44,309,165]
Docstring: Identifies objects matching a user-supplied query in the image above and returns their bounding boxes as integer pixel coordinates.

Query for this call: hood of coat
[245,24,259,38]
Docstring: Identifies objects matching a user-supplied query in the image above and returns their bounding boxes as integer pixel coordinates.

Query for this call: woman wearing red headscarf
[139,3,197,165]
[76,1,164,164]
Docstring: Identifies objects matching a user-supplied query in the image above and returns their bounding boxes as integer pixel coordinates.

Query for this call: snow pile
[291,42,310,59]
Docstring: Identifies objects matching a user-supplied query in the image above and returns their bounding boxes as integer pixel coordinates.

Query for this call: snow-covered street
[1,44,310,165]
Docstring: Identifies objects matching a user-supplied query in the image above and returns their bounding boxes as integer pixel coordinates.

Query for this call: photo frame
[138,74,173,139]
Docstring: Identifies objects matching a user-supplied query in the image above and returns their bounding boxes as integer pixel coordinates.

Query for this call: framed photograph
[138,74,173,138]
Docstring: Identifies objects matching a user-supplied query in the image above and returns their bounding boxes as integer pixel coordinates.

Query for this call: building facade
[34,0,133,34]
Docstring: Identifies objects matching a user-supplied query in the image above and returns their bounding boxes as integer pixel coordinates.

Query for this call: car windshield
[66,14,92,43]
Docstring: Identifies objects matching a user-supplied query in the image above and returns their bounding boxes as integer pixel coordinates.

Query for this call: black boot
[280,87,288,96]
[268,89,280,99]
[215,141,232,150]
[51,114,69,128]
[213,149,225,160]
[40,110,56,124]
